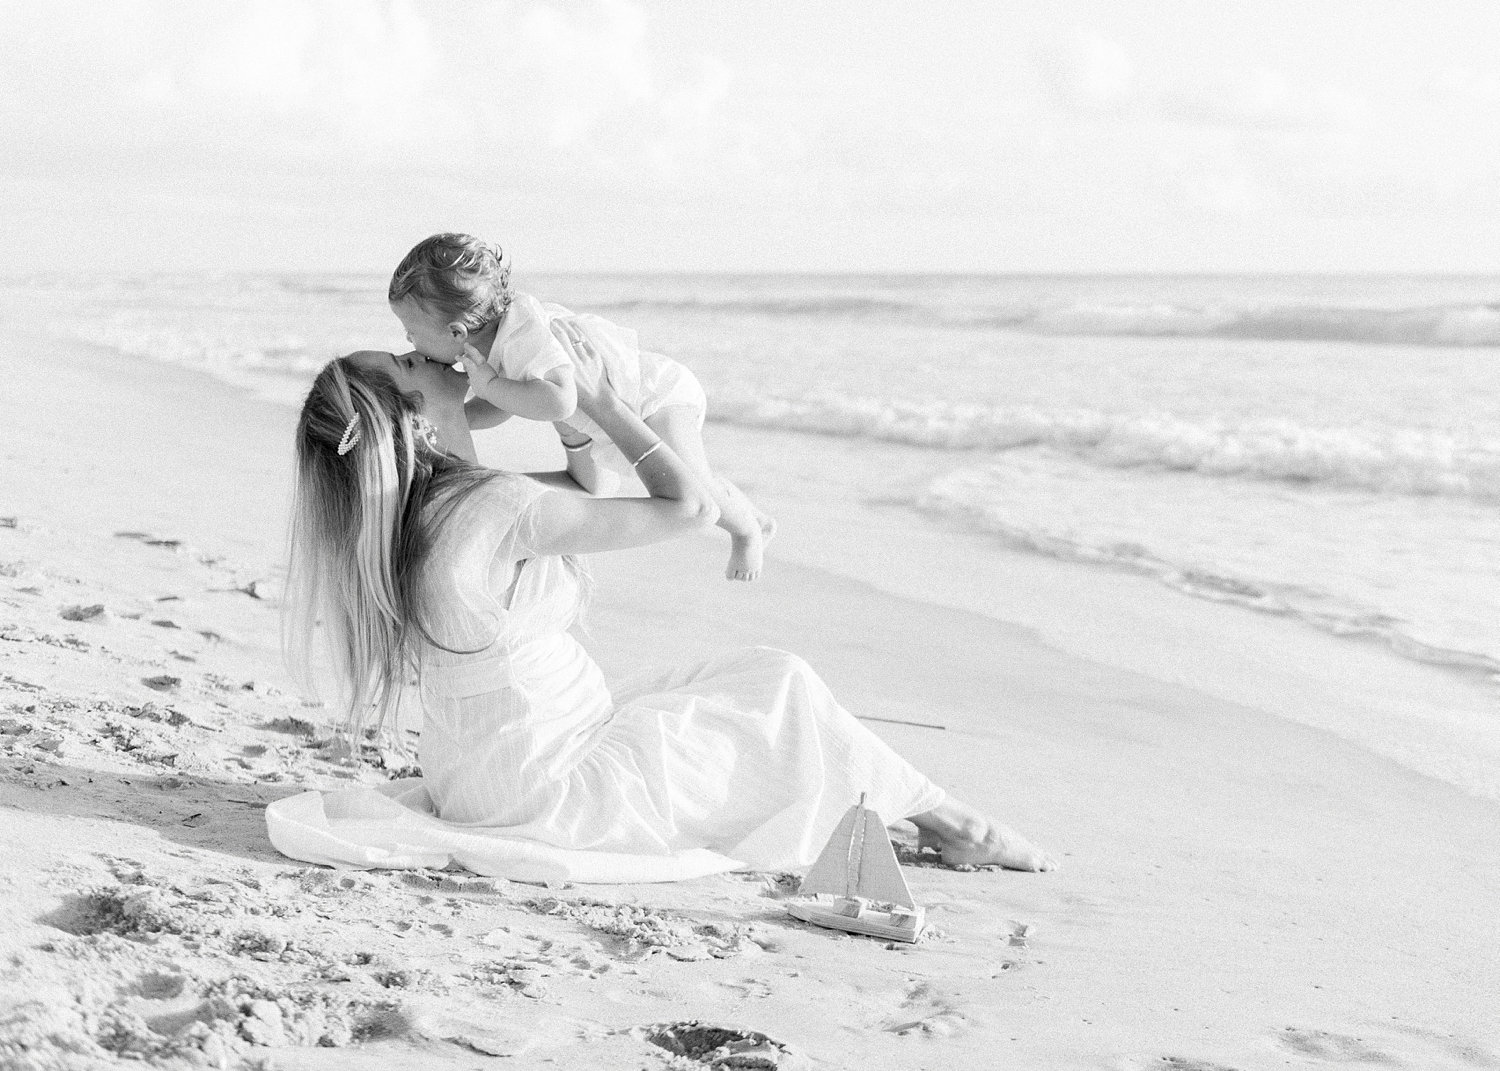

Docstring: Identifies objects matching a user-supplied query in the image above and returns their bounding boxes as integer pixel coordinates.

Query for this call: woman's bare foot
[917,820,1057,872]
[947,823,1057,871]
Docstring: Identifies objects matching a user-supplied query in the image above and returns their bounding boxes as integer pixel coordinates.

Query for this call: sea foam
[911,463,1500,682]
[710,390,1500,500]
[593,291,1500,347]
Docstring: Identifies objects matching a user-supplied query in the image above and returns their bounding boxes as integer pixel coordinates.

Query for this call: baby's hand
[457,343,496,383]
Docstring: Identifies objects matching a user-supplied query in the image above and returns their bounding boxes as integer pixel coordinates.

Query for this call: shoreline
[3,322,1499,1068]
[673,417,1500,806]
[19,305,1498,807]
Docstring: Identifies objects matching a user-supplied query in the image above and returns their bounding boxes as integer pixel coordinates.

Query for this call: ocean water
[6,269,1499,701]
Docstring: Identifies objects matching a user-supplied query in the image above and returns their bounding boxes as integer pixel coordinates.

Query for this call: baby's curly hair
[387,233,512,329]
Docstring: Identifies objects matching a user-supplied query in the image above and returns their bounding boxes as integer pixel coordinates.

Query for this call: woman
[269,337,1054,882]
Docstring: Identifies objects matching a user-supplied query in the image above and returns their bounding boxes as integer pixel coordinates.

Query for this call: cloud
[1018,30,1500,222]
[1036,34,1136,113]
[5,3,1500,271]
[1155,68,1369,132]
[0,0,735,175]
[0,0,438,159]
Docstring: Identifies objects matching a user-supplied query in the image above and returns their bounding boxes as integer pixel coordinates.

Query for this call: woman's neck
[426,400,479,464]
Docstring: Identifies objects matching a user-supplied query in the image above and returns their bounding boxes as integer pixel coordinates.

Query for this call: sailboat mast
[844,793,869,898]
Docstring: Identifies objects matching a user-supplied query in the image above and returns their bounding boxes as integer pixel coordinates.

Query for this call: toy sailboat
[786,794,925,943]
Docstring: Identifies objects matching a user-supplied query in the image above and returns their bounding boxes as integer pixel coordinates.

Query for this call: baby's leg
[645,406,775,581]
[554,423,618,497]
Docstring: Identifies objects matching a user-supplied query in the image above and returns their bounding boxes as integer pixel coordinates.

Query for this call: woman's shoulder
[479,470,551,512]
[439,471,548,525]
[435,473,550,548]
[421,473,550,586]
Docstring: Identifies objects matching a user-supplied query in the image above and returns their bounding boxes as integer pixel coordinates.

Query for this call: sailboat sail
[799,796,916,910]
[800,806,859,896]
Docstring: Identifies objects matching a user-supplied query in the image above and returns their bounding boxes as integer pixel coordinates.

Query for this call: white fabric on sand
[268,474,944,883]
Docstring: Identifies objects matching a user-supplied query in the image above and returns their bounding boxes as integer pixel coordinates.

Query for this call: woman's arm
[524,330,718,557]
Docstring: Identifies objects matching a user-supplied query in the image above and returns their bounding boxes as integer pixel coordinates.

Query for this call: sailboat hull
[787,898,925,943]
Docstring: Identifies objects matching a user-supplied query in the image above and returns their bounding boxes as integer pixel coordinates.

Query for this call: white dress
[266,475,943,883]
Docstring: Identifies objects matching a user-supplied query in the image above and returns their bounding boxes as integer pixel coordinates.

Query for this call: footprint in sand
[1,625,89,651]
[883,981,968,1038]
[233,578,281,600]
[59,604,106,622]
[1278,1027,1398,1064]
[525,895,766,962]
[1386,1023,1500,1068]
[263,715,318,737]
[133,970,189,1000]
[643,1020,807,1070]
[113,532,187,552]
[481,928,612,978]
[718,977,774,999]
[1115,1058,1244,1071]
[405,1006,608,1059]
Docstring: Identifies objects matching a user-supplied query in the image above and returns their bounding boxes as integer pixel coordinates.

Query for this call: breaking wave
[709,391,1500,500]
[910,466,1500,681]
[596,293,1500,347]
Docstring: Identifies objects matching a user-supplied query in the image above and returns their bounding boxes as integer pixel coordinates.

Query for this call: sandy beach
[4,327,1499,1071]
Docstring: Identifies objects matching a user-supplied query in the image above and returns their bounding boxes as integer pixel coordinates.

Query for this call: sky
[3,0,1500,273]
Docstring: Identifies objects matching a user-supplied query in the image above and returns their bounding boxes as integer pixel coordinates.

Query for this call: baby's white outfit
[482,292,706,467]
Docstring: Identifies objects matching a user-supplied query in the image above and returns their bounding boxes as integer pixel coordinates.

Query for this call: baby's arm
[460,344,577,422]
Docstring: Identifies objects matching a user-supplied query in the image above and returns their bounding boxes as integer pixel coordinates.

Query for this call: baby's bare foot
[725,529,765,581]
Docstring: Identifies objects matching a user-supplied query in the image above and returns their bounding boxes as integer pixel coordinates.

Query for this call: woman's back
[419,474,583,655]
[416,474,614,824]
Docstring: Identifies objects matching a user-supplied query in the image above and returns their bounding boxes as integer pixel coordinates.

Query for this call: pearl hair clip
[336,414,362,455]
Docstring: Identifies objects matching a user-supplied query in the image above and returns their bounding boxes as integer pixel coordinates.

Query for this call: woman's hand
[548,318,613,419]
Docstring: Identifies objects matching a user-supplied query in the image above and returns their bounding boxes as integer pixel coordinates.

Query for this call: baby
[387,233,773,580]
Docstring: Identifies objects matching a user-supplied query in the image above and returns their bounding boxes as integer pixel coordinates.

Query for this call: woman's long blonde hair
[283,357,499,744]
